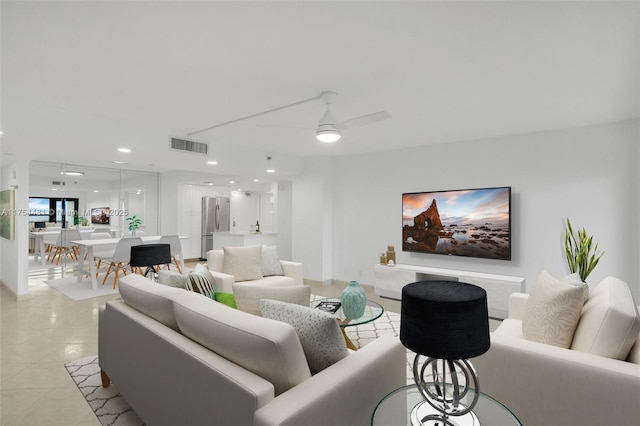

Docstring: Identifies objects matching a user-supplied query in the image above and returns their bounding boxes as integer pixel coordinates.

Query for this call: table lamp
[400,281,490,426]
[129,244,171,280]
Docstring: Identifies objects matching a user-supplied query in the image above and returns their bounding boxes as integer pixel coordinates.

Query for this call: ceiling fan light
[316,125,341,143]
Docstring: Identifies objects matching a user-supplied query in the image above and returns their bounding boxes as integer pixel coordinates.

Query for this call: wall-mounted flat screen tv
[91,207,110,225]
[402,186,511,260]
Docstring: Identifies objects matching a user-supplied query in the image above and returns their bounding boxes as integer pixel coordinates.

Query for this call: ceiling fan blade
[254,123,314,130]
[336,111,391,131]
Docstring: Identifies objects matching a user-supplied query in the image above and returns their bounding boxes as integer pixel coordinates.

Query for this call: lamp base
[411,400,480,426]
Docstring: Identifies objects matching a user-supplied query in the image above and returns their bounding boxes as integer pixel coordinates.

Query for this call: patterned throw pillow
[261,245,284,276]
[223,245,263,282]
[522,270,585,348]
[260,299,349,374]
[186,263,217,299]
[157,270,187,289]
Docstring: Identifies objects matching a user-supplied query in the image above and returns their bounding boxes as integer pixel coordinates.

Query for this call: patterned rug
[65,309,412,426]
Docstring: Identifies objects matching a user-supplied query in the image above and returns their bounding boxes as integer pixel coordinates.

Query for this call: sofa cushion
[261,245,284,276]
[522,270,584,348]
[233,283,311,316]
[571,277,640,360]
[186,263,216,299]
[260,299,349,374]
[223,245,263,282]
[626,331,640,364]
[118,274,186,331]
[172,291,311,395]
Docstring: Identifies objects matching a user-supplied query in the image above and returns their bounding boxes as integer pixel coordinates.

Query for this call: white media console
[374,264,526,319]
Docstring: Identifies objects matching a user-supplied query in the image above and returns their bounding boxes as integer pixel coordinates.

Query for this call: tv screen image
[91,207,110,225]
[402,186,511,260]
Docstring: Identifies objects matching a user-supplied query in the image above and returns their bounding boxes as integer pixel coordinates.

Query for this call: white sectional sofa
[206,248,303,293]
[99,274,406,426]
[472,276,640,426]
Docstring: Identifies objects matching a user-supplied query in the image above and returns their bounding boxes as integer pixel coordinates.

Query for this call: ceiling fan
[188,91,391,143]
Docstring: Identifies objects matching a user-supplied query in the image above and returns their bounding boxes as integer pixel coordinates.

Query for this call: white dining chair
[101,237,143,289]
[90,232,116,270]
[48,229,82,265]
[158,235,183,273]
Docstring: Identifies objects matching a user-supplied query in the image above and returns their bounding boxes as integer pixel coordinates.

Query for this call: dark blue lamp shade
[400,281,490,359]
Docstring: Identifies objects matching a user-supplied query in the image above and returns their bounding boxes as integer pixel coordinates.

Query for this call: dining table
[71,236,187,290]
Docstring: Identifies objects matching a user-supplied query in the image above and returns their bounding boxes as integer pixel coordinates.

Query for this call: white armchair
[206,248,303,293]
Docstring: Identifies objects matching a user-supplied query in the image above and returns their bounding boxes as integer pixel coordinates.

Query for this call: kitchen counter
[212,232,278,249]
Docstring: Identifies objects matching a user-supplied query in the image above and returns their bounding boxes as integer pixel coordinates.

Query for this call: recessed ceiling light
[254,179,259,182]
[51,188,58,191]
[93,190,99,193]
[111,161,127,164]
[266,169,275,173]
[61,171,84,176]
[207,160,218,165]
[118,148,131,153]
[229,180,235,184]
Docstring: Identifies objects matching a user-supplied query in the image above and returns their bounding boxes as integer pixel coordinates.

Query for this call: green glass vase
[341,280,367,319]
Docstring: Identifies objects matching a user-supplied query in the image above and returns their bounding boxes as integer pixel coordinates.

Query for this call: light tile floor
[1,262,499,425]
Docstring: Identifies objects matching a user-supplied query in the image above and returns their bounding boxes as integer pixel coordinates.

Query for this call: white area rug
[65,303,413,425]
[45,277,120,301]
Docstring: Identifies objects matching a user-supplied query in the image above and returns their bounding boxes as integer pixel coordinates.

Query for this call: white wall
[292,120,639,299]
[0,159,30,297]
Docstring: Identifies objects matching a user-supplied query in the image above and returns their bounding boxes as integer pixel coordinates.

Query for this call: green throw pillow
[215,292,237,309]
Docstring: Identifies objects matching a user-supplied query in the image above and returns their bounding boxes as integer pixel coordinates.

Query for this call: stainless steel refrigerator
[201,196,230,259]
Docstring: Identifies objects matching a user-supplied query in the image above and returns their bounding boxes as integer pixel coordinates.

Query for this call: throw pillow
[261,245,284,276]
[571,276,640,360]
[186,263,217,299]
[157,269,187,289]
[260,299,349,374]
[214,292,238,309]
[233,283,311,316]
[223,245,263,282]
[522,270,585,348]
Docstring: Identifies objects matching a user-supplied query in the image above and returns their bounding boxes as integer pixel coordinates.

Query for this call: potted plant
[126,215,142,236]
[563,218,604,282]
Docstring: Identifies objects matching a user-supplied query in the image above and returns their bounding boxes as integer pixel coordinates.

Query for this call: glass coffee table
[371,384,521,425]
[311,297,384,350]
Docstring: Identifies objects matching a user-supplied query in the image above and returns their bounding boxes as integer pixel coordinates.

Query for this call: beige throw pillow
[261,299,349,374]
[223,245,263,282]
[522,270,585,348]
[261,245,284,276]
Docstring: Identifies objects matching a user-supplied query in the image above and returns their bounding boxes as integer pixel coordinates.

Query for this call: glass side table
[311,297,384,350]
[371,384,521,426]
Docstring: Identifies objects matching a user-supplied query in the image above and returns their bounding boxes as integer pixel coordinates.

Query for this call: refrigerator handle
[215,203,219,230]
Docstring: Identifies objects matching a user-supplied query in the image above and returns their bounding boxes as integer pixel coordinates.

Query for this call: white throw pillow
[522,270,585,348]
[223,245,263,282]
[261,245,284,276]
[561,272,589,302]
[157,270,187,289]
[571,277,640,360]
[260,299,349,374]
[233,283,311,316]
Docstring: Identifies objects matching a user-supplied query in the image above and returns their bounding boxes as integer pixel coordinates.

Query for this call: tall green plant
[564,218,604,282]
[126,215,142,235]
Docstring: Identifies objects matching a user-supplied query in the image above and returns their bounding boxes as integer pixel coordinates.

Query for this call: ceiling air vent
[170,137,208,155]
[51,180,65,186]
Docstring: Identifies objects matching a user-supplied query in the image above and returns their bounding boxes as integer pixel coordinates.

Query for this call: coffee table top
[371,384,521,425]
[311,297,384,327]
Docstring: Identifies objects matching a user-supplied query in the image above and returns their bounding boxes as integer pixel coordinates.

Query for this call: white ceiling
[2,1,638,184]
